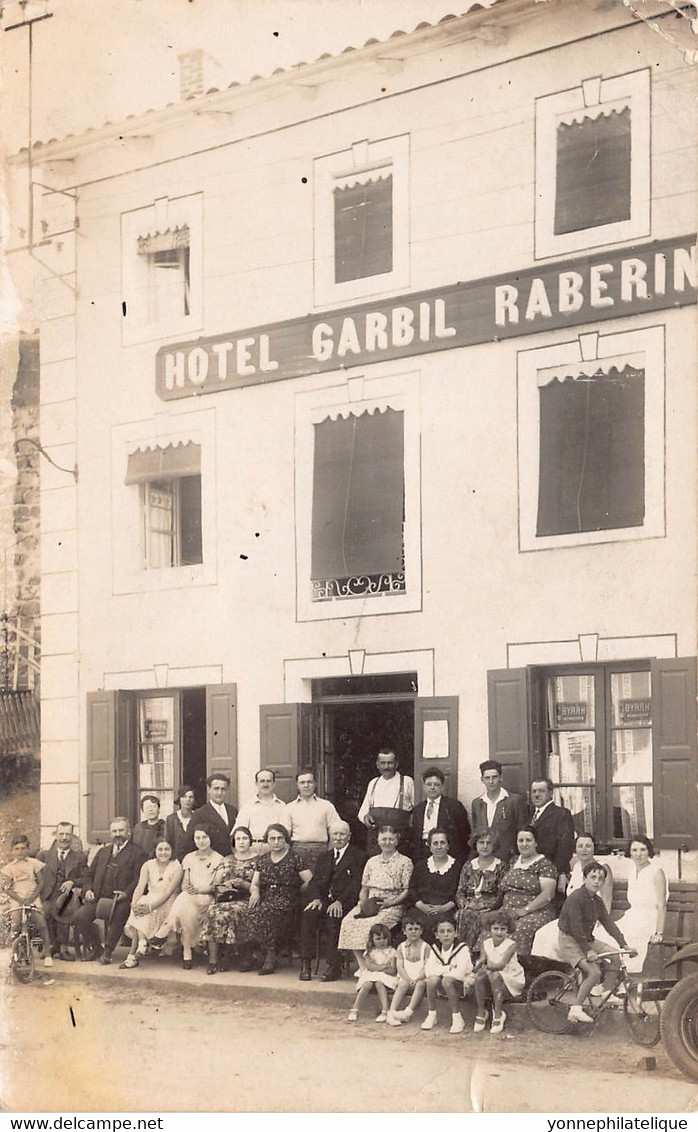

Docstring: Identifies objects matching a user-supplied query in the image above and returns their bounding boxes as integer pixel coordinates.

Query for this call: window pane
[612,785,653,839]
[553,785,596,835]
[546,674,595,728]
[548,730,596,784]
[179,474,203,565]
[554,106,631,235]
[149,248,190,322]
[611,670,651,727]
[311,408,405,599]
[611,728,652,783]
[334,174,393,283]
[536,367,645,536]
[138,697,175,812]
[145,481,175,568]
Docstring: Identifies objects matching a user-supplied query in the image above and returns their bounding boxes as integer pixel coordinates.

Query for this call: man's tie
[533,808,542,822]
[426,800,434,820]
[59,851,67,861]
[334,850,340,863]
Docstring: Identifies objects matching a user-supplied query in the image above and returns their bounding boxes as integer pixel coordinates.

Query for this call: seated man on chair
[39,821,86,961]
[299,820,366,982]
[73,817,146,964]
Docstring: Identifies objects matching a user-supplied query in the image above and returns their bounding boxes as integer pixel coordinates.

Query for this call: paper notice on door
[422,718,449,760]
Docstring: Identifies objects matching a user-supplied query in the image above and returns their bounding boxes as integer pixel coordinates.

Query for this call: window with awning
[310,407,405,600]
[137,225,191,321]
[554,106,631,235]
[125,442,202,568]
[334,171,393,284]
[536,364,645,537]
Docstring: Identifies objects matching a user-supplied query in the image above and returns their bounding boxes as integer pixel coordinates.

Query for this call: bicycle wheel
[11,933,35,983]
[526,970,576,1034]
[624,984,661,1047]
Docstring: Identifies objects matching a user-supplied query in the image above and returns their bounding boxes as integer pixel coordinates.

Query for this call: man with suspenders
[357,747,415,856]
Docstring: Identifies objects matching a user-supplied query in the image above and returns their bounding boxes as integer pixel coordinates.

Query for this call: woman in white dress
[615,834,667,973]
[532,832,613,962]
[119,840,183,969]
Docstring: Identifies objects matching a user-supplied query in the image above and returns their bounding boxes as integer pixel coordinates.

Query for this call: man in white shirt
[358,748,415,856]
[287,769,341,870]
[233,770,291,852]
[470,760,527,862]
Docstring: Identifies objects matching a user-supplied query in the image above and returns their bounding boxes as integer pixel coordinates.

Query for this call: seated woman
[501,826,557,959]
[407,828,461,940]
[200,826,258,974]
[338,825,413,971]
[119,840,183,969]
[614,834,668,974]
[152,821,223,969]
[455,827,507,953]
[236,824,312,975]
[131,795,166,859]
[531,831,613,962]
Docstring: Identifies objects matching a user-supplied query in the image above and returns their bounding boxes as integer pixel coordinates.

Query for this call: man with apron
[357,748,415,856]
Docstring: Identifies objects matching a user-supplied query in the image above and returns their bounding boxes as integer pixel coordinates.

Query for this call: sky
[0,0,475,153]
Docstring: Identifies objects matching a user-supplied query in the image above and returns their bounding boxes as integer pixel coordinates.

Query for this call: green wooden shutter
[652,657,697,850]
[487,668,534,798]
[413,697,459,804]
[206,684,238,807]
[86,692,117,844]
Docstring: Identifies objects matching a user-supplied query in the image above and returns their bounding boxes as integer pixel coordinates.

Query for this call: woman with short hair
[237,823,312,975]
[164,785,197,861]
[455,827,507,952]
[407,828,461,940]
[338,825,414,970]
[500,826,557,957]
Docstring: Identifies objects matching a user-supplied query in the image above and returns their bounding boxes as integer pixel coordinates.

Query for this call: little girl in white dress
[387,912,431,1026]
[473,909,525,1035]
[347,923,398,1023]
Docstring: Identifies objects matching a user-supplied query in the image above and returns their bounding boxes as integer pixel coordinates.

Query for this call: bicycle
[9,903,41,983]
[526,948,661,1047]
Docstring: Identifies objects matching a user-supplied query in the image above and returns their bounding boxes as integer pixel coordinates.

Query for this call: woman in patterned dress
[201,826,258,975]
[455,827,507,953]
[338,825,414,969]
[500,826,557,957]
[237,823,312,975]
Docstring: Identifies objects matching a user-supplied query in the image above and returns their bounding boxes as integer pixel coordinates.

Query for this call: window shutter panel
[259,703,307,803]
[414,697,459,804]
[651,658,697,850]
[86,692,117,843]
[487,668,534,798]
[206,684,238,807]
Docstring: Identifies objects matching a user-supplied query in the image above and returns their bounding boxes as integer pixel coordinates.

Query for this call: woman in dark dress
[164,785,197,862]
[237,823,312,975]
[200,826,258,974]
[455,827,507,953]
[407,828,461,940]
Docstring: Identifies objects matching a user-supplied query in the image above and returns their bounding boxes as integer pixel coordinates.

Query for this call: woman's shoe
[375,1011,388,1023]
[490,1011,506,1035]
[347,1009,358,1022]
[473,1014,488,1033]
[119,955,139,969]
[259,953,277,976]
[182,958,193,970]
[207,963,218,975]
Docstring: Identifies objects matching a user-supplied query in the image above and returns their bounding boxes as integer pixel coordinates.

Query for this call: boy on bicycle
[1,834,53,968]
[558,860,635,1023]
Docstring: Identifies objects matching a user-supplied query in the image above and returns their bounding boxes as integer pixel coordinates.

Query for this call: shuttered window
[126,443,202,568]
[554,107,631,235]
[536,365,645,537]
[310,407,404,600]
[334,172,393,284]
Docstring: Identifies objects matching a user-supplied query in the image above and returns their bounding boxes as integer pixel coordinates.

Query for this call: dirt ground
[2,973,697,1113]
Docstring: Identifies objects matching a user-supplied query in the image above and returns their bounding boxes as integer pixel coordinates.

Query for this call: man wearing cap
[233,769,291,853]
[471,760,527,862]
[39,821,85,961]
[298,820,366,982]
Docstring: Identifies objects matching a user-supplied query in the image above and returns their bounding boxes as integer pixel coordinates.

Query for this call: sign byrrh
[156,234,697,400]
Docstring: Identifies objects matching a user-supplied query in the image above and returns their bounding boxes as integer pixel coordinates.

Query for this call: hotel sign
[156,234,696,400]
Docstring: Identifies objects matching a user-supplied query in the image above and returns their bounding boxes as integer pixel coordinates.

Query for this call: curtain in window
[554,107,631,235]
[334,173,393,283]
[311,407,404,581]
[536,365,645,536]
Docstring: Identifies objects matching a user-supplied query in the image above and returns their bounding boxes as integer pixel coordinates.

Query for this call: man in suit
[411,767,471,861]
[72,816,147,964]
[188,773,238,857]
[38,821,86,961]
[298,820,366,982]
[471,760,528,862]
[529,778,576,901]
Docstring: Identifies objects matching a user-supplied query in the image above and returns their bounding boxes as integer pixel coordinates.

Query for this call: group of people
[2,752,668,1034]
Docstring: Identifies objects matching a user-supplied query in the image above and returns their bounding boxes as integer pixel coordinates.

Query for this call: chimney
[178,49,224,101]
